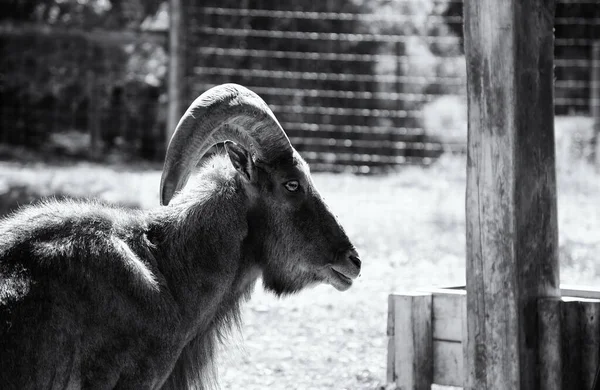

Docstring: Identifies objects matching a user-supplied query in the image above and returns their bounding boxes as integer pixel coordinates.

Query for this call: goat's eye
[284,180,300,192]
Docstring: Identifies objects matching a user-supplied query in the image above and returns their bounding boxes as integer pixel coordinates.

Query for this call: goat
[0,83,361,389]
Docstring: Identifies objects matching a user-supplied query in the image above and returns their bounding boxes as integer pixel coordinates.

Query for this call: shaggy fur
[0,154,360,389]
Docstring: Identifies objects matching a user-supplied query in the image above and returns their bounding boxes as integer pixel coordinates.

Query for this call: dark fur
[0,155,358,389]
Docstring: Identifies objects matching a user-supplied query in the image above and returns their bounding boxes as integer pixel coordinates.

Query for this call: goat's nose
[349,254,361,269]
[346,249,361,269]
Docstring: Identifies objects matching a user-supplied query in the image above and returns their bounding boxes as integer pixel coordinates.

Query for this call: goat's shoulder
[0,199,158,293]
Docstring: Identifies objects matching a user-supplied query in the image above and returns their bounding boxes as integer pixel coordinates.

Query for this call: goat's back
[0,200,179,389]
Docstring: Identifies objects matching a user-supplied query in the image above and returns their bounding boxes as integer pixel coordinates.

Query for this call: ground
[0,125,598,389]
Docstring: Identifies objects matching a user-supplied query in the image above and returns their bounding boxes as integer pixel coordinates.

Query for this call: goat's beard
[261,266,321,297]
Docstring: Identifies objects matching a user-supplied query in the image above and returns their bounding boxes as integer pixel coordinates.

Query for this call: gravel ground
[217,156,600,390]
[1,151,598,389]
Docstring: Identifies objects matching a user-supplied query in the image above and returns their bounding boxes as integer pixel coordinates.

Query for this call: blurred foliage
[364,0,465,132]
[191,0,463,141]
[0,0,163,29]
[0,0,168,160]
[443,0,599,116]
[0,0,464,162]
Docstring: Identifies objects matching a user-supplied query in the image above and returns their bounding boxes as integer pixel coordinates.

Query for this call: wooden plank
[424,285,600,300]
[386,335,395,385]
[387,293,433,390]
[561,284,600,299]
[561,298,600,390]
[388,288,599,389]
[463,1,559,389]
[538,298,562,390]
[562,299,584,389]
[432,291,465,342]
[433,340,463,387]
[581,300,600,389]
[462,292,469,389]
[387,294,396,384]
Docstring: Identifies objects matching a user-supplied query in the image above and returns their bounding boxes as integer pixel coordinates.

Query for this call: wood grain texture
[464,0,559,389]
[581,300,600,390]
[538,298,562,390]
[561,298,600,390]
[432,291,465,342]
[433,340,463,387]
[387,294,396,383]
[431,290,465,386]
[462,292,469,389]
[388,288,599,388]
[561,284,600,299]
[428,285,600,300]
[387,293,433,390]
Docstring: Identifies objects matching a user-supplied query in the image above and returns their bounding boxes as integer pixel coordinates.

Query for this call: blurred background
[0,1,598,389]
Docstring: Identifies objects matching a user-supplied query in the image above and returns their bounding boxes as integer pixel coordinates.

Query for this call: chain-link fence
[0,1,598,170]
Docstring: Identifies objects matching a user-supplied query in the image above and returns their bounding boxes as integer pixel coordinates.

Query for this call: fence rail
[0,1,597,171]
[182,2,598,171]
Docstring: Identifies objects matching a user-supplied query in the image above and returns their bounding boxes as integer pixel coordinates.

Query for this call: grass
[0,119,598,389]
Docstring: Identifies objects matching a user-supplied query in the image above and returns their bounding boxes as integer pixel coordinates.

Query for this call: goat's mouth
[325,247,361,291]
[328,266,355,291]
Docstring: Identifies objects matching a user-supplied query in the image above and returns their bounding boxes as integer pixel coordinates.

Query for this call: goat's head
[159,83,361,294]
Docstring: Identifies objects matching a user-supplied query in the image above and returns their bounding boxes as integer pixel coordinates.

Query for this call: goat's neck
[148,184,260,336]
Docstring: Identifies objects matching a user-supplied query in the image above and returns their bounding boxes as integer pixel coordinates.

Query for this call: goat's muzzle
[328,248,361,291]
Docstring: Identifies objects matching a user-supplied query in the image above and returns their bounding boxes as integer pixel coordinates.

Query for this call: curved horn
[160,83,293,205]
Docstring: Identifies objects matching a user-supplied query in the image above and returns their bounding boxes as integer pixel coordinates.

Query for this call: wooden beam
[581,300,600,389]
[561,298,600,390]
[433,340,462,386]
[432,290,465,387]
[561,284,600,299]
[423,284,600,300]
[538,298,562,390]
[167,0,185,145]
[387,293,433,390]
[431,290,465,342]
[463,0,559,389]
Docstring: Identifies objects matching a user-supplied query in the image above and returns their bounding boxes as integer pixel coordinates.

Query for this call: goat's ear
[224,141,255,183]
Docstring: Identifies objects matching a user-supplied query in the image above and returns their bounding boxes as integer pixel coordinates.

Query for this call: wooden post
[387,293,433,390]
[430,290,465,387]
[463,1,560,389]
[581,300,600,389]
[167,0,185,146]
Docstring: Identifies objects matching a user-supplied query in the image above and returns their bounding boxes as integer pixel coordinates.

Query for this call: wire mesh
[185,0,599,172]
[0,0,598,170]
[0,19,168,161]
